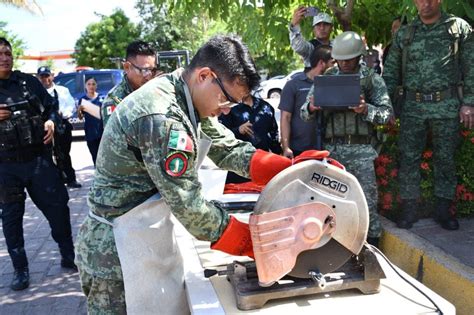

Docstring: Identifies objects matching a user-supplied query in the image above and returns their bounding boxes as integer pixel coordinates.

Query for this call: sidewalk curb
[380,216,474,315]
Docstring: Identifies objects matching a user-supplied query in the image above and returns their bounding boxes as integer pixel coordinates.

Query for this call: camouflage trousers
[398,116,459,200]
[78,269,126,315]
[326,144,382,238]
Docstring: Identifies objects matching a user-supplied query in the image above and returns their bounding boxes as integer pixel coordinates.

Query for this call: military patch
[164,152,188,177]
[106,105,116,115]
[168,129,193,152]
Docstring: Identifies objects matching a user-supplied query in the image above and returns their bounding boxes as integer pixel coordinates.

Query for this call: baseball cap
[37,66,51,76]
[312,13,333,27]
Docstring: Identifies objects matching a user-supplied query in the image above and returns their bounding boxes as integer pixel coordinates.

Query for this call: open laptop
[313,74,361,109]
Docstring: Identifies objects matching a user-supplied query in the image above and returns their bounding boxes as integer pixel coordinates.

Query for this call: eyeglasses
[211,72,241,108]
[128,61,158,76]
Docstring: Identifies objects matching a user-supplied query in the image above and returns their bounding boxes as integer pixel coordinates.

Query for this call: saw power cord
[367,244,443,315]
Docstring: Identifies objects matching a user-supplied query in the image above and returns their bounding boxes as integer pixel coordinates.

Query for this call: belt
[327,135,371,145]
[405,88,454,103]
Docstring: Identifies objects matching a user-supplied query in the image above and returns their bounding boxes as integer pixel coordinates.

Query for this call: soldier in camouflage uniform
[383,0,473,230]
[75,35,334,314]
[101,40,158,127]
[301,31,393,246]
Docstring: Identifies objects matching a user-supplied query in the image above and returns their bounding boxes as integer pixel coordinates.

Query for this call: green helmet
[331,31,366,60]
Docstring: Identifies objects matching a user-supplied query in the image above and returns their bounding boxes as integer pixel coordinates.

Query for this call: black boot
[397,199,418,229]
[434,197,459,230]
[11,267,29,291]
[60,253,78,271]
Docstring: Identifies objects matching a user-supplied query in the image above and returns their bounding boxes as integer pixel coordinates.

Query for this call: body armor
[0,76,45,161]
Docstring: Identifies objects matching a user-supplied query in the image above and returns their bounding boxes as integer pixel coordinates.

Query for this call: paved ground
[0,140,92,315]
[0,138,472,314]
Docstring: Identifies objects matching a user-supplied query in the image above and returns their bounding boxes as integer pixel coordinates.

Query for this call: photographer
[0,37,76,291]
[289,6,333,68]
[300,32,393,247]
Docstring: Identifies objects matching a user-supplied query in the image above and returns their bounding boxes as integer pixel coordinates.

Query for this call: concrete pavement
[0,138,472,314]
[0,140,92,315]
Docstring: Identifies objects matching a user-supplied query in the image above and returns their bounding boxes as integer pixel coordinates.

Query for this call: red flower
[379,178,388,186]
[377,155,392,166]
[382,203,391,210]
[420,162,430,170]
[463,192,474,201]
[456,184,467,197]
[471,137,474,144]
[383,193,393,204]
[376,166,386,176]
[460,130,469,137]
[390,168,398,178]
[422,150,433,159]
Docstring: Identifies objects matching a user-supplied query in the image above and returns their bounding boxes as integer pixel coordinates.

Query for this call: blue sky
[1,0,140,51]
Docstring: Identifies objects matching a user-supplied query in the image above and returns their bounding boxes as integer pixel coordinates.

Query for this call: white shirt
[47,83,76,119]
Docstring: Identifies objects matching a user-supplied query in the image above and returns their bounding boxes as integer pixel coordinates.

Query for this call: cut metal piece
[252,159,369,282]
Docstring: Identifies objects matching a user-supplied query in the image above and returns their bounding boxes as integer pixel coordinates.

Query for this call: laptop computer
[313,74,361,109]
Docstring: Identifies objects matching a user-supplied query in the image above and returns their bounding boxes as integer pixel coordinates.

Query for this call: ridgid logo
[311,172,348,194]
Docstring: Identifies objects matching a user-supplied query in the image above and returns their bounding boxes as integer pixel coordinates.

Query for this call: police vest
[0,75,45,156]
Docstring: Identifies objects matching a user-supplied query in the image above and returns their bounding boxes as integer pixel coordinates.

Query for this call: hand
[77,105,84,120]
[308,96,321,114]
[282,147,294,159]
[460,105,473,129]
[0,104,11,121]
[43,120,55,144]
[350,96,368,115]
[238,121,254,137]
[211,216,254,258]
[291,6,306,27]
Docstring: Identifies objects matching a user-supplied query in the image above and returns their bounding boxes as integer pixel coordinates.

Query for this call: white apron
[90,86,212,314]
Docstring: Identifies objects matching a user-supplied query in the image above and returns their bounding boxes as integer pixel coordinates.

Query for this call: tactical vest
[324,67,375,139]
[0,74,45,160]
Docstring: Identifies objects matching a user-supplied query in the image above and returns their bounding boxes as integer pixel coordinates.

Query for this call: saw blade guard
[250,159,369,286]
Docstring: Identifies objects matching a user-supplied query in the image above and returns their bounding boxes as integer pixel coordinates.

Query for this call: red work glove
[211,216,254,258]
[250,149,334,185]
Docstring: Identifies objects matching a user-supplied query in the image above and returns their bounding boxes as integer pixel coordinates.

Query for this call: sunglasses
[128,61,158,76]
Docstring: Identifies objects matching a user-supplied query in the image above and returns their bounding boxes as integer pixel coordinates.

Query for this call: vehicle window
[90,73,115,92]
[54,74,77,94]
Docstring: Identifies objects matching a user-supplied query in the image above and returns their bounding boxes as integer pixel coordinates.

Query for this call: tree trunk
[327,0,355,31]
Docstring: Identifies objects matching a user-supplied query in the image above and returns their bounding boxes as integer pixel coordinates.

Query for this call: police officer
[0,38,76,291]
[301,31,393,247]
[383,0,473,230]
[289,7,333,68]
[74,35,336,314]
[37,66,82,188]
[101,40,159,127]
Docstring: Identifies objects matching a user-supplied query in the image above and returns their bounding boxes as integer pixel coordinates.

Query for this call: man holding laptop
[300,31,393,247]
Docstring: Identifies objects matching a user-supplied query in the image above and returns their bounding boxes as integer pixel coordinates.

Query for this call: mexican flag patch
[168,129,193,152]
[164,152,188,177]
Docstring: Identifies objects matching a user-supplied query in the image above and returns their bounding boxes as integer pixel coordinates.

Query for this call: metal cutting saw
[217,159,386,310]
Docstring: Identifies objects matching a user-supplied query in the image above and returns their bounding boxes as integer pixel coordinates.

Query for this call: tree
[72,9,140,69]
[152,0,474,75]
[135,0,227,71]
[0,21,26,67]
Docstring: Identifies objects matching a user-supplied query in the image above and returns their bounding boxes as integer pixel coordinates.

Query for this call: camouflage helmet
[331,31,366,60]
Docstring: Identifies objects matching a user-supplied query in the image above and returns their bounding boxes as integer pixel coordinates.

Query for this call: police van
[54,69,123,130]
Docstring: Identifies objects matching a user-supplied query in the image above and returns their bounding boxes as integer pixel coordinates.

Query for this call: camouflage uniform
[301,64,393,238]
[100,75,133,127]
[383,12,473,201]
[75,69,256,312]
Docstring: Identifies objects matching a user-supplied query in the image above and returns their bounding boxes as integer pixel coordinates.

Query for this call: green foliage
[72,9,140,69]
[151,0,473,75]
[0,21,26,68]
[376,121,474,220]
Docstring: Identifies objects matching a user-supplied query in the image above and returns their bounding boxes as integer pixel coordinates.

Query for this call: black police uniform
[0,71,75,280]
